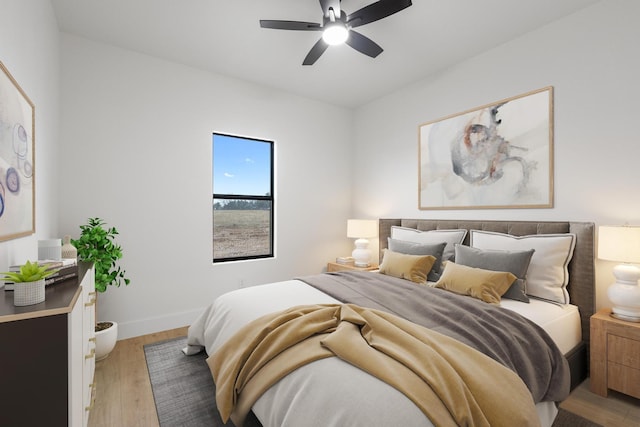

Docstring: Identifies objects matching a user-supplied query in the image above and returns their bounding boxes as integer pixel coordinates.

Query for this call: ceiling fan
[259,0,412,65]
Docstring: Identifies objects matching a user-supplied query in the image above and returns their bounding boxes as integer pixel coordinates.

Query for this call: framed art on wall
[0,61,35,241]
[419,86,553,210]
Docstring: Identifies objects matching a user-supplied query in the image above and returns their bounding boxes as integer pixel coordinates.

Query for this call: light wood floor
[88,326,188,427]
[88,328,640,427]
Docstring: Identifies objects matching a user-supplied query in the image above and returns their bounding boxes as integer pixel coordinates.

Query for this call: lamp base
[610,312,640,323]
[608,263,640,322]
[352,238,372,268]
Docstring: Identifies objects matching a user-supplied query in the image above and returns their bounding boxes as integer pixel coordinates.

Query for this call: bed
[186,219,595,427]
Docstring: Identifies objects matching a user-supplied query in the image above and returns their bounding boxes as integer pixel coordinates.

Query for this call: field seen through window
[213,209,271,259]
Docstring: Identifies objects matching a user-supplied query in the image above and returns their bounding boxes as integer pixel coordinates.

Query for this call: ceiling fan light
[322,24,349,45]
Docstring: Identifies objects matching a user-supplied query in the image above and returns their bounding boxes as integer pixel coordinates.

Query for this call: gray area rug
[144,336,261,427]
[144,336,225,426]
[144,336,602,427]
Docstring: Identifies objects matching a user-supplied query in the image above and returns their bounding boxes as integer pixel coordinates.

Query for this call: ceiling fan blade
[319,0,341,18]
[303,38,330,65]
[260,20,322,31]
[347,0,412,28]
[346,30,383,58]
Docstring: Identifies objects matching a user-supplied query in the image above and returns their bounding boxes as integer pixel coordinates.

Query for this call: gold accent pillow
[435,261,516,304]
[379,249,436,285]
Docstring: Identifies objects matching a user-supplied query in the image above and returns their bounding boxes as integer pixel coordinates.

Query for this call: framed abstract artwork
[0,61,35,241]
[419,87,553,210]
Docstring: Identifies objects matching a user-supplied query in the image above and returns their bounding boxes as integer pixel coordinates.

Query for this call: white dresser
[0,262,96,427]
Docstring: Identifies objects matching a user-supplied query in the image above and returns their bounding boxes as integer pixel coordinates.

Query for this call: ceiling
[50,0,600,108]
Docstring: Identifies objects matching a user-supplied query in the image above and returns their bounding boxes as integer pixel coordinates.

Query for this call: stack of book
[3,259,78,291]
[335,256,355,265]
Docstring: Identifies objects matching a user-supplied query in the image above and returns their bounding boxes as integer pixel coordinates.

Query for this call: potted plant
[2,260,59,306]
[72,217,130,360]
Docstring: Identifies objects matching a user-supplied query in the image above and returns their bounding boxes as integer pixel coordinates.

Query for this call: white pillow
[470,230,576,304]
[390,226,467,268]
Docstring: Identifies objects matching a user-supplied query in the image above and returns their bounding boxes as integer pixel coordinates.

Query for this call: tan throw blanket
[209,303,540,427]
[300,271,570,404]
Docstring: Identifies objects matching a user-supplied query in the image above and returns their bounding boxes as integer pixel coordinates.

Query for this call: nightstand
[327,262,379,272]
[590,308,640,399]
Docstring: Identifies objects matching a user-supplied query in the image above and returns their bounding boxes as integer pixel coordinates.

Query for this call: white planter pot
[95,321,118,361]
[13,279,45,306]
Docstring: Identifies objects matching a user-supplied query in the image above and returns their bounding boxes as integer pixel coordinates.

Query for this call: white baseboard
[115,308,204,340]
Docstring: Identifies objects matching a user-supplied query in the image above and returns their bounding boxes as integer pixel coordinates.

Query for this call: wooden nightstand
[590,308,640,399]
[327,262,379,272]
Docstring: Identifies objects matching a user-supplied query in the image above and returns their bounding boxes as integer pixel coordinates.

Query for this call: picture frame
[0,61,35,241]
[418,86,553,210]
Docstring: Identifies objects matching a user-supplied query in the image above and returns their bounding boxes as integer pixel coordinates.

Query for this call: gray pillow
[454,244,534,303]
[390,227,467,267]
[388,238,446,282]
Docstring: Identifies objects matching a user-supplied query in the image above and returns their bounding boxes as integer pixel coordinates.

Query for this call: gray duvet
[297,271,570,404]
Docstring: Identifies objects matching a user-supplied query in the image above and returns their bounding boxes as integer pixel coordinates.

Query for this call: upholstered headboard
[379,218,595,385]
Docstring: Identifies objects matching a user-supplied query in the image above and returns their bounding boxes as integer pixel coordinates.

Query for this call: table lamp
[347,219,378,267]
[598,225,640,322]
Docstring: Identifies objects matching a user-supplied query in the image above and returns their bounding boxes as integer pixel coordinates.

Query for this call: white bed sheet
[500,298,581,355]
[186,279,566,427]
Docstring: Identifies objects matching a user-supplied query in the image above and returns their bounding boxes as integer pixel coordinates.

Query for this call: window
[212,133,274,262]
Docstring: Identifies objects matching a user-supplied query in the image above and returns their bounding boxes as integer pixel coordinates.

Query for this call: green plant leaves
[1,260,60,283]
[72,217,130,293]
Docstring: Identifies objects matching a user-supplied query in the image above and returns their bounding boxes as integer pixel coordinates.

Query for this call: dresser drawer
[608,334,640,369]
[607,362,640,399]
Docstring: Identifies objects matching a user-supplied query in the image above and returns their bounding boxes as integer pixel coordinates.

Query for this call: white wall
[352,0,640,311]
[0,0,60,270]
[58,35,354,338]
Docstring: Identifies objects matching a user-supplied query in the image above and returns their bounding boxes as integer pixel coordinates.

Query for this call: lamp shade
[347,219,378,239]
[598,225,640,263]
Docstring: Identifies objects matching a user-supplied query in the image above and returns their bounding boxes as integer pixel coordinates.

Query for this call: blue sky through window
[213,134,271,196]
